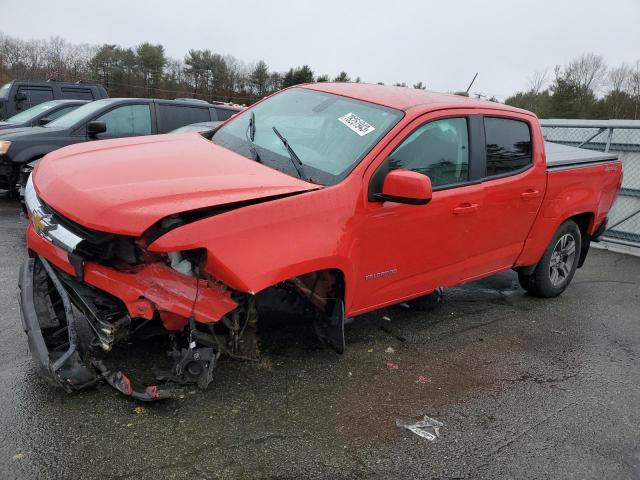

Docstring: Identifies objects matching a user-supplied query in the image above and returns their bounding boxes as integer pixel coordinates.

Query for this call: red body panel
[515,161,622,267]
[27,225,237,327]
[34,133,318,236]
[26,84,623,327]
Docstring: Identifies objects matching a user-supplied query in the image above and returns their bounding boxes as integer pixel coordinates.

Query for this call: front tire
[518,220,581,298]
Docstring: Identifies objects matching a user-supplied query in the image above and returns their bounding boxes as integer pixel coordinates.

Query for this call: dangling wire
[188,263,201,349]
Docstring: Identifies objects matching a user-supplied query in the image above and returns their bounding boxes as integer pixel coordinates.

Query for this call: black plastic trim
[373,193,431,205]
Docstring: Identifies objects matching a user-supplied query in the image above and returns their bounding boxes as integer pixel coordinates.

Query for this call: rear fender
[516,162,620,268]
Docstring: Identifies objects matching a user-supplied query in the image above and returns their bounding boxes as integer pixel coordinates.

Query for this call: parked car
[0,80,108,120]
[0,99,88,131]
[0,98,241,194]
[19,83,622,399]
[170,121,222,133]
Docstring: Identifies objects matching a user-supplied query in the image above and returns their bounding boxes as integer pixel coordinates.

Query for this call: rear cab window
[484,117,532,177]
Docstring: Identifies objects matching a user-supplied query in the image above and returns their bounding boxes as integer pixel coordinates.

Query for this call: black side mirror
[38,117,52,126]
[87,121,107,136]
[15,92,27,102]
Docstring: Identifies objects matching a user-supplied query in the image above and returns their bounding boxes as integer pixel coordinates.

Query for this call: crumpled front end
[19,175,257,400]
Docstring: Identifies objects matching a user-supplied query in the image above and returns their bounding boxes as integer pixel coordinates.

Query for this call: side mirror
[87,121,107,136]
[38,117,52,126]
[15,92,27,102]
[374,169,432,205]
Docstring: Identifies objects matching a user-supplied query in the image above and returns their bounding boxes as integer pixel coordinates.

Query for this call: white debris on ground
[396,415,444,441]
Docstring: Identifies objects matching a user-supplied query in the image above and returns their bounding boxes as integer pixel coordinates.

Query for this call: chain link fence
[541,120,640,249]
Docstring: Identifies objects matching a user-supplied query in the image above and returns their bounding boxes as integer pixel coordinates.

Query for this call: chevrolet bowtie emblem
[31,210,54,236]
[32,212,46,233]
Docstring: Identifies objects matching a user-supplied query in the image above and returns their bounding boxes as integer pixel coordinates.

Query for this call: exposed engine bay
[20,209,345,400]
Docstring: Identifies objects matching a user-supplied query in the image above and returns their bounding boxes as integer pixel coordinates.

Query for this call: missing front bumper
[18,256,99,391]
[18,255,189,400]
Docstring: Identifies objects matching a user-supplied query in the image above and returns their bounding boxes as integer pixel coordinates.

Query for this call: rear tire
[518,220,581,298]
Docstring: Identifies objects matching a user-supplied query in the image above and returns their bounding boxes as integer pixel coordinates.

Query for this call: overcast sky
[2,0,639,100]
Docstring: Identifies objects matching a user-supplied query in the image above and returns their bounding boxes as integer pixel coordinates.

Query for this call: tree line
[505,53,640,119]
[2,32,639,119]
[0,32,376,105]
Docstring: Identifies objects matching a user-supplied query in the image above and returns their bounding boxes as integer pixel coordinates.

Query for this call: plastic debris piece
[416,375,432,384]
[367,348,374,353]
[134,406,146,415]
[385,346,395,354]
[12,453,25,460]
[386,361,399,370]
[396,415,444,441]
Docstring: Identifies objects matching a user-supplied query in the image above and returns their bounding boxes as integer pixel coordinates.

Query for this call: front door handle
[520,189,541,200]
[453,203,479,214]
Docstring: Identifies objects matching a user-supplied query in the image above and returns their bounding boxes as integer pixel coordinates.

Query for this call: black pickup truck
[0,98,241,193]
[0,100,88,131]
[0,80,108,120]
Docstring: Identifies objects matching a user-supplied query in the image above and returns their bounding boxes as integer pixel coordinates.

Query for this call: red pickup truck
[19,83,622,399]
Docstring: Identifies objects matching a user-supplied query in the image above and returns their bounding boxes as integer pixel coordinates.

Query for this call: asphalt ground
[0,196,638,479]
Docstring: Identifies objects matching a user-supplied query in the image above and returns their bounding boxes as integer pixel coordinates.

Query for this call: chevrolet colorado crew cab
[0,97,241,194]
[18,83,622,400]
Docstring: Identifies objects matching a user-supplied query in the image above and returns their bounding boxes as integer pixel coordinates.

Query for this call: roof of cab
[302,82,533,116]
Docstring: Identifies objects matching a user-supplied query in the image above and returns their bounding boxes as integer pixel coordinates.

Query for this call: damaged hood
[33,133,320,236]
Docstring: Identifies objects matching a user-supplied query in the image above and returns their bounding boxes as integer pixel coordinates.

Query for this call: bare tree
[527,69,548,94]
[630,60,640,119]
[564,52,607,93]
[608,63,631,93]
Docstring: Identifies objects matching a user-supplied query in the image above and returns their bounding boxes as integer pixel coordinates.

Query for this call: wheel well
[569,212,593,240]
[517,212,595,275]
[286,268,346,314]
[568,212,594,268]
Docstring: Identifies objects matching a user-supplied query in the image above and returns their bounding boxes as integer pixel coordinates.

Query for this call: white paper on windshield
[338,112,375,136]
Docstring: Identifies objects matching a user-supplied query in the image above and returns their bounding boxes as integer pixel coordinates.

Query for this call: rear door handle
[453,203,479,214]
[520,189,541,199]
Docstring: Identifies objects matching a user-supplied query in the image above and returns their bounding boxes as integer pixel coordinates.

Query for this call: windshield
[46,99,112,128]
[5,100,65,124]
[212,88,402,185]
[0,83,10,99]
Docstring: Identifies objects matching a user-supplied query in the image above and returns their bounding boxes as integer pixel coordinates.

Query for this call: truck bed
[545,141,618,170]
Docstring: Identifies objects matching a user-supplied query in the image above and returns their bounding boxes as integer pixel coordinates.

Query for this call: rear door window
[157,104,211,132]
[61,87,94,100]
[484,117,532,177]
[95,104,152,137]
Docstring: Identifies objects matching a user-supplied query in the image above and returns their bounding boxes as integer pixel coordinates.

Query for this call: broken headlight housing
[165,249,207,277]
[24,174,83,252]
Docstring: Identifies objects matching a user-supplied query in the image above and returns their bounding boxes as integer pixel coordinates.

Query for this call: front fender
[148,185,359,309]
[10,144,59,164]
